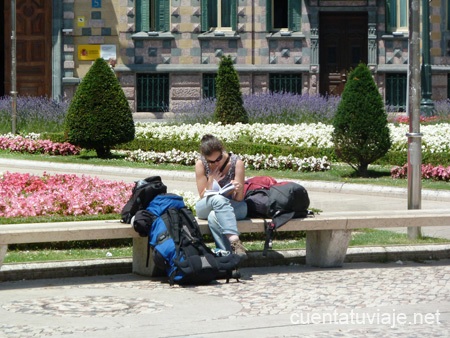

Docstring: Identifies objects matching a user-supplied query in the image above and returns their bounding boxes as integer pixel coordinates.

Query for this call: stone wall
[62,0,450,111]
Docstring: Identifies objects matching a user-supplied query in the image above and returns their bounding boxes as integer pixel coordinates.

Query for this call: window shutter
[385,0,391,32]
[266,0,272,32]
[231,0,237,31]
[137,0,150,32]
[288,0,301,32]
[156,0,170,31]
[386,0,396,32]
[201,0,209,31]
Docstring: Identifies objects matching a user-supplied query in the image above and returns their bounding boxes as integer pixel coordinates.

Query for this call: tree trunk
[96,145,111,158]
[357,163,369,177]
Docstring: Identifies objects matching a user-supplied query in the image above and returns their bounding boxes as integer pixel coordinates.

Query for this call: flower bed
[391,164,450,181]
[0,96,68,134]
[120,149,331,172]
[3,122,449,160]
[0,172,199,219]
[0,134,80,156]
[0,172,133,218]
[135,122,450,154]
[172,93,340,124]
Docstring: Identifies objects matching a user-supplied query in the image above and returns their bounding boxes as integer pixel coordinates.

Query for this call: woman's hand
[230,180,241,192]
[229,179,243,200]
[209,166,225,183]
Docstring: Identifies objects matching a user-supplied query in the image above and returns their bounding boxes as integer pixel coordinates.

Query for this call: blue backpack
[134,193,241,285]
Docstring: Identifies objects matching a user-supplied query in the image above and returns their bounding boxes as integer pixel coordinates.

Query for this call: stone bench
[1,209,450,276]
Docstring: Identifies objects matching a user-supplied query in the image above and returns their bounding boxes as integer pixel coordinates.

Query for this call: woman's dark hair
[199,134,224,156]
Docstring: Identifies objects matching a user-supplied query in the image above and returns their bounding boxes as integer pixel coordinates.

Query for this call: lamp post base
[420,99,434,117]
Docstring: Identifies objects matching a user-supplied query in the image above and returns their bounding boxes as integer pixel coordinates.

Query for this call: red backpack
[243,176,279,195]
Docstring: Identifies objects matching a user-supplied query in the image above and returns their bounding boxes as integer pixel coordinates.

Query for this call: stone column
[306,230,351,267]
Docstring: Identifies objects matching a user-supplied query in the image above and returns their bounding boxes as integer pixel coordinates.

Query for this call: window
[385,73,407,112]
[274,0,289,29]
[266,0,301,32]
[201,0,237,31]
[269,74,302,94]
[386,0,408,33]
[136,74,169,112]
[136,0,170,32]
[203,74,217,98]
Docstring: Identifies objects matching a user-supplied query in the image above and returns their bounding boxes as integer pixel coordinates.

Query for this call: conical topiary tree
[214,55,249,124]
[332,63,391,177]
[65,58,135,157]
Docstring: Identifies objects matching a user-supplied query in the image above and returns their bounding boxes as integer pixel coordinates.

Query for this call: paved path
[1,261,449,337]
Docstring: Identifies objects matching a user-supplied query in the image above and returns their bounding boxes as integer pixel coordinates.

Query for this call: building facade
[1,0,449,113]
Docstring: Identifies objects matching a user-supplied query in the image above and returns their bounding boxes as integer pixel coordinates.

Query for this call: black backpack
[134,194,241,285]
[244,179,312,255]
[121,176,167,224]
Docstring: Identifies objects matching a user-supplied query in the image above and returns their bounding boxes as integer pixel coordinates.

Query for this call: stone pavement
[0,261,449,337]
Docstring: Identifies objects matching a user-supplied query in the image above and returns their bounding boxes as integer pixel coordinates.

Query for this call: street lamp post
[420,0,434,116]
[11,0,18,134]
[407,0,423,239]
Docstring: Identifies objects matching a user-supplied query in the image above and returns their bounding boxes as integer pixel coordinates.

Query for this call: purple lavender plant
[172,98,217,124]
[173,92,340,124]
[243,92,339,124]
[433,99,450,121]
[0,95,69,134]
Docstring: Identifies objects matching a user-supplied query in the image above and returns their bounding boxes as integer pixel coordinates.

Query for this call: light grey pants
[195,194,248,251]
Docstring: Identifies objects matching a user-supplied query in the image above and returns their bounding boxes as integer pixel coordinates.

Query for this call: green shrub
[332,63,391,176]
[214,56,249,124]
[42,132,67,143]
[377,151,450,167]
[65,58,135,157]
[118,139,200,153]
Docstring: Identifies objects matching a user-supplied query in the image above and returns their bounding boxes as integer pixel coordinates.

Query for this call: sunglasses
[206,153,223,164]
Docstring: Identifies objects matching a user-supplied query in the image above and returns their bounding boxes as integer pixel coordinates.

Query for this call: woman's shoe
[230,240,247,260]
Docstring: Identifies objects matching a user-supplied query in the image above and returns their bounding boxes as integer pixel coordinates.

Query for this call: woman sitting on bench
[194,134,248,259]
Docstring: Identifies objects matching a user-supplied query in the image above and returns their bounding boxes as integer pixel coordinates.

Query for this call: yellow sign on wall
[78,45,101,61]
[77,16,85,27]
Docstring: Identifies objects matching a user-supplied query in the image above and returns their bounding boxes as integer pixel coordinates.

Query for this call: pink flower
[391,163,450,181]
[0,172,134,218]
[0,136,80,155]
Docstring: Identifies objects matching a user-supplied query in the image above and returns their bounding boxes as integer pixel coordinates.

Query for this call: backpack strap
[219,153,231,173]
[146,240,151,268]
[162,209,181,244]
[169,269,178,286]
[179,207,203,239]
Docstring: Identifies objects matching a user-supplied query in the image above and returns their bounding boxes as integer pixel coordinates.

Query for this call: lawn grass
[4,229,449,264]
[243,229,450,251]
[4,247,132,264]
